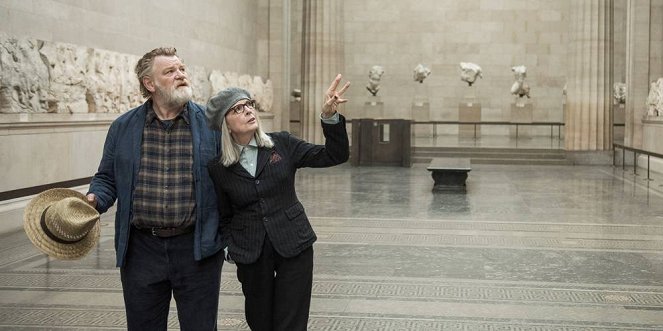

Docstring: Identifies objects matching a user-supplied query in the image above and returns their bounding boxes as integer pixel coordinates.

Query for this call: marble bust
[459,62,482,86]
[366,65,385,96]
[510,65,530,98]
[413,64,431,83]
[613,82,626,105]
[291,88,301,102]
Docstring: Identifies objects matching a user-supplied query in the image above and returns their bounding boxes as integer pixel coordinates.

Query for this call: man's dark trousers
[121,227,223,331]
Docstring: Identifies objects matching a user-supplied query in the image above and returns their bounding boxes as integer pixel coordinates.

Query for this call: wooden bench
[426,158,471,192]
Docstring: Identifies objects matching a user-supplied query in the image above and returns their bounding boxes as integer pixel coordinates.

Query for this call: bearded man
[86,47,223,330]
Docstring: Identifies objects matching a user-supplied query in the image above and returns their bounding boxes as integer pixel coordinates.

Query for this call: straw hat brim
[23,188,100,260]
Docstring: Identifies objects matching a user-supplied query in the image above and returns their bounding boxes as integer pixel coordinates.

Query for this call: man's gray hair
[135,47,179,98]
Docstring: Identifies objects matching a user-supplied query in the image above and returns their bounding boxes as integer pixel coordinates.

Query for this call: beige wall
[0,0,263,75]
[341,0,570,135]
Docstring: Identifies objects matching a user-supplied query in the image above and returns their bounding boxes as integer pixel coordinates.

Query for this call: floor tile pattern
[1,162,663,330]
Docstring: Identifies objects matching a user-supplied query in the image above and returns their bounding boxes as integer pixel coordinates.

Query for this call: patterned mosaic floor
[2,163,663,330]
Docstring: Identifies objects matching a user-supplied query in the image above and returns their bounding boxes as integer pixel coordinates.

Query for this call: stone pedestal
[642,117,663,155]
[289,100,302,138]
[510,102,533,137]
[614,103,625,124]
[459,103,481,138]
[642,117,663,174]
[411,95,431,137]
[613,103,625,143]
[363,96,384,119]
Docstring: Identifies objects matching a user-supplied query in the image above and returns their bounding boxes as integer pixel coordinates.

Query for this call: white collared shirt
[237,137,259,176]
[235,112,340,177]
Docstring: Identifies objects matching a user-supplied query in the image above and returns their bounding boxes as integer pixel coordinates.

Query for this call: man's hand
[224,246,234,264]
[85,193,98,209]
[322,74,350,118]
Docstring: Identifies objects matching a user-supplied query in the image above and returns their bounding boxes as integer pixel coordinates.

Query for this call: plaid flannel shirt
[131,107,196,228]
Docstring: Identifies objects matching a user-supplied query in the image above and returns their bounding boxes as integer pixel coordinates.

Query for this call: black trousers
[236,236,314,331]
[120,227,224,331]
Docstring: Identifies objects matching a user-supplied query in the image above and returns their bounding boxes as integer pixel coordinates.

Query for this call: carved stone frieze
[0,35,49,113]
[0,33,273,114]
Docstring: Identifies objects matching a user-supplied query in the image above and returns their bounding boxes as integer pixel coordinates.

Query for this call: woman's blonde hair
[220,115,274,167]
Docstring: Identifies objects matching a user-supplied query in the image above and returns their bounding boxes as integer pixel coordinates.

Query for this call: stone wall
[341,0,570,136]
[0,0,264,76]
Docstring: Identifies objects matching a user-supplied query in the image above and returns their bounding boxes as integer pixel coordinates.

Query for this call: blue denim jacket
[89,100,222,267]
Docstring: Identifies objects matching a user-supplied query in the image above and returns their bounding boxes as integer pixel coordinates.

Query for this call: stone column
[300,0,344,143]
[624,0,652,148]
[264,0,290,132]
[565,0,613,151]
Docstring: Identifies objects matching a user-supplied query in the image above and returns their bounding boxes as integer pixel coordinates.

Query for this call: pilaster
[565,0,613,151]
[300,0,344,143]
[624,0,652,148]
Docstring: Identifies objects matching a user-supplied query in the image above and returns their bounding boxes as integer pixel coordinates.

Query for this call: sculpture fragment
[613,82,626,105]
[366,65,384,96]
[510,65,530,98]
[459,62,482,86]
[413,64,431,83]
[647,78,663,116]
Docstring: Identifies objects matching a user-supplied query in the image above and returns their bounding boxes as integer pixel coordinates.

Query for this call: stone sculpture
[413,64,431,83]
[0,33,273,114]
[291,89,301,102]
[510,65,530,98]
[366,65,384,96]
[459,62,482,86]
[0,36,53,113]
[647,78,663,116]
[613,82,626,105]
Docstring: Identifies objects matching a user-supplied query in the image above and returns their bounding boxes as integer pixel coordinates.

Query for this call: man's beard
[155,82,193,107]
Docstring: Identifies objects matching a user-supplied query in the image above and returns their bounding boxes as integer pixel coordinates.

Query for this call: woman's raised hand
[322,74,350,118]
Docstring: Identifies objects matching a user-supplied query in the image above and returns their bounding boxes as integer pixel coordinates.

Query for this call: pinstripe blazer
[207,115,349,264]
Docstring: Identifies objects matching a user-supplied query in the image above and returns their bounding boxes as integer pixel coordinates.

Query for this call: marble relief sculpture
[459,62,483,86]
[646,78,663,116]
[0,33,273,114]
[613,82,626,105]
[510,65,530,98]
[366,65,385,96]
[0,36,50,113]
[413,64,431,83]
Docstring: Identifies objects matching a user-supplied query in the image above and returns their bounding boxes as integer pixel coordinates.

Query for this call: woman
[206,74,350,331]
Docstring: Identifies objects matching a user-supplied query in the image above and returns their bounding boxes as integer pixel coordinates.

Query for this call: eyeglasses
[228,100,256,115]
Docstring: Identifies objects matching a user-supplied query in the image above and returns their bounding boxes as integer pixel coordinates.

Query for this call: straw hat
[23,188,101,260]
